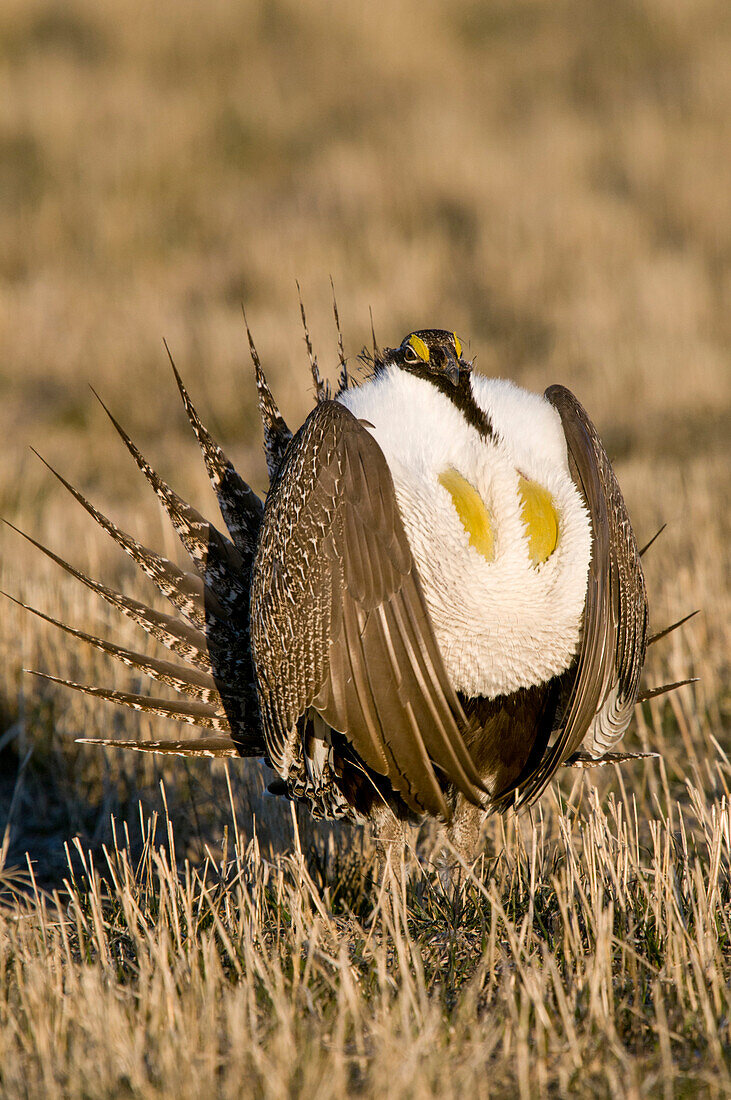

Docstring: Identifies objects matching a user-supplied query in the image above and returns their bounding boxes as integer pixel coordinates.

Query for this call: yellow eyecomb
[407,334,430,362]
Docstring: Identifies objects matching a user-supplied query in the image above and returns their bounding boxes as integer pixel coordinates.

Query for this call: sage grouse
[10,325,695,855]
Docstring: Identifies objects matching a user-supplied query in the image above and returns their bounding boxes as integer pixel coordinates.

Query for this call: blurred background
[0,0,728,881]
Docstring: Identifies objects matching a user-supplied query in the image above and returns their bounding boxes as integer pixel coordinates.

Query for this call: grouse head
[379,329,471,388]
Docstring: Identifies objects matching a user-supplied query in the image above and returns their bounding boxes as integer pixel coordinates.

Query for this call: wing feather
[251,401,485,819]
[513,386,648,807]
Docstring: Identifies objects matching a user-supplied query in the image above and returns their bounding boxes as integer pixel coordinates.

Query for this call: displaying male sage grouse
[9,323,695,858]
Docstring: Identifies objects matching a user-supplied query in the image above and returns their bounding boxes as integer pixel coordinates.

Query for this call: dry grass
[0,0,729,1095]
[0,773,729,1099]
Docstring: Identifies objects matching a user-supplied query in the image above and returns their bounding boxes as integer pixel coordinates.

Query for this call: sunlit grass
[1,765,729,1097]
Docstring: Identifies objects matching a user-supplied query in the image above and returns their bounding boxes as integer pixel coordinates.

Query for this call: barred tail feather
[167,353,263,557]
[563,749,659,768]
[331,277,350,396]
[16,352,274,760]
[6,594,224,711]
[90,390,249,615]
[30,450,212,628]
[26,671,231,731]
[87,382,265,736]
[647,610,699,647]
[297,282,328,402]
[639,524,666,557]
[2,521,211,670]
[76,736,241,758]
[242,308,292,480]
[636,678,698,702]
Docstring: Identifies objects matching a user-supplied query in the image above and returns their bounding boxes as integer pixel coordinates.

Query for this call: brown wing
[250,401,486,820]
[512,385,648,807]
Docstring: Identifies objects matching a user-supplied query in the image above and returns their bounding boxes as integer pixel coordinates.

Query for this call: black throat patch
[412,368,495,441]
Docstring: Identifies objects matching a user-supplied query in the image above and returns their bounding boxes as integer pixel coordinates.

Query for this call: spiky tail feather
[563,749,659,768]
[2,521,212,669]
[636,678,698,702]
[639,524,666,557]
[76,736,240,758]
[297,282,328,402]
[242,307,292,481]
[12,355,274,758]
[166,349,263,556]
[27,670,231,731]
[7,592,224,710]
[647,610,699,646]
[331,277,349,395]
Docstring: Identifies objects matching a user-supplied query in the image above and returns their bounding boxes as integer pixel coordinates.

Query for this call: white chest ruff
[339,370,592,699]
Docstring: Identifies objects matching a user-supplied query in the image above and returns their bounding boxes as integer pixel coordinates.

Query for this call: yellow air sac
[518,476,558,565]
[438,468,495,562]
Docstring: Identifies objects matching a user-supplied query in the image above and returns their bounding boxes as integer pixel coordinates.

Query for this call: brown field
[0,0,729,1095]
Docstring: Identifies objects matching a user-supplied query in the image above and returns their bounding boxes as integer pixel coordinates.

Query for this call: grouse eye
[403,345,420,364]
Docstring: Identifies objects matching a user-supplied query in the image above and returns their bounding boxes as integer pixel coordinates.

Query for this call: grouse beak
[443,349,461,387]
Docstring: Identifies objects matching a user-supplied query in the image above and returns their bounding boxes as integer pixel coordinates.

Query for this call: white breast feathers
[338,369,592,699]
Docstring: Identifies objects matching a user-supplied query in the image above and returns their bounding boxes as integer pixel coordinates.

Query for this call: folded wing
[250,402,486,820]
[511,385,648,807]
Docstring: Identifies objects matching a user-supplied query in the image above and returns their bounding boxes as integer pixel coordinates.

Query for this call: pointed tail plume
[636,678,698,703]
[639,524,666,558]
[297,282,328,402]
[563,749,660,768]
[242,308,292,481]
[331,277,350,396]
[9,358,273,758]
[647,610,699,647]
[165,341,263,558]
[76,736,241,758]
